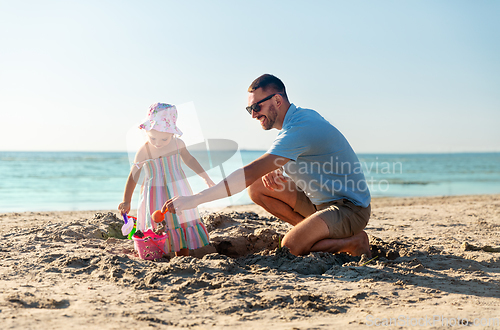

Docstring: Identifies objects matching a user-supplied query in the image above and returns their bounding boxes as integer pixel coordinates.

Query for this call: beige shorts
[294,190,371,239]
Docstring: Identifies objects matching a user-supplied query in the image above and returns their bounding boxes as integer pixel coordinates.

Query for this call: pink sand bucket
[133,230,168,260]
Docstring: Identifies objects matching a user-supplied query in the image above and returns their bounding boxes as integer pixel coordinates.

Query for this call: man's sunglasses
[246,93,281,115]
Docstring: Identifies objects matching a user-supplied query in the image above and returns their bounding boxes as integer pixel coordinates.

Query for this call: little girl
[118,103,215,257]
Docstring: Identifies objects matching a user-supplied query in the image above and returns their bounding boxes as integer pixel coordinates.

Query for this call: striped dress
[135,148,210,253]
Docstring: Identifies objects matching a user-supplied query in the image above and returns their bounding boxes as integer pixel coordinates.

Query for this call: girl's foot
[175,248,189,257]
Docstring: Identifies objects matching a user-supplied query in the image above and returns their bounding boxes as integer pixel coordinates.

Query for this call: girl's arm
[118,167,140,214]
[178,139,215,187]
[118,146,146,214]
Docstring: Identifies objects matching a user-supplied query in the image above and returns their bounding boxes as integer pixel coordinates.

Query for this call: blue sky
[1,0,499,153]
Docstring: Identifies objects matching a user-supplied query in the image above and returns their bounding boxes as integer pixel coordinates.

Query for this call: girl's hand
[204,177,216,188]
[262,169,286,191]
[162,196,198,214]
[118,201,131,214]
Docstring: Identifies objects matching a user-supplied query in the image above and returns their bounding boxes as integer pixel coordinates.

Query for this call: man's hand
[261,169,286,191]
[161,196,198,214]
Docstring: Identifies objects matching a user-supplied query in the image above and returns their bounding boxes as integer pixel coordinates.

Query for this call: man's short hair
[248,74,288,99]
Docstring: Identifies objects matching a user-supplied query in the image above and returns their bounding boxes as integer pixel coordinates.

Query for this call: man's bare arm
[162,153,290,213]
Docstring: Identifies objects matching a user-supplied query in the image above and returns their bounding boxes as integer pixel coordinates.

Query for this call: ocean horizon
[1,151,499,213]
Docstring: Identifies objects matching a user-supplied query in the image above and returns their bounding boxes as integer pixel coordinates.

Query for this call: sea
[1,151,499,213]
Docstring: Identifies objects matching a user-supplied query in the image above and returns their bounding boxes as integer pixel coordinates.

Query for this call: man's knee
[282,235,307,256]
[281,216,330,256]
[247,179,264,203]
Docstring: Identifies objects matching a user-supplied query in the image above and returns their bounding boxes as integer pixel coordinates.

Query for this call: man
[163,74,371,257]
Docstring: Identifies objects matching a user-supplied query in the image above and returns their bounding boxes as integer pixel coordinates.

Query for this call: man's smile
[257,114,266,124]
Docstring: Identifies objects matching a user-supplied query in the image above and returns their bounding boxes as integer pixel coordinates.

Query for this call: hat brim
[139,120,183,136]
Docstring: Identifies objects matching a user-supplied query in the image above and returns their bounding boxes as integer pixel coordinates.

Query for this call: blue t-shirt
[267,104,371,207]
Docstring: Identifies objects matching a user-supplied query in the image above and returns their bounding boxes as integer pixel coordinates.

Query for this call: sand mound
[4,212,128,245]
[202,211,290,257]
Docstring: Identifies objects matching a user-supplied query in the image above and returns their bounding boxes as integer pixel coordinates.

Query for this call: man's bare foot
[349,231,372,258]
[310,230,372,257]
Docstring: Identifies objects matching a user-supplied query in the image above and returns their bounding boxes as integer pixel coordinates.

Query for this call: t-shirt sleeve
[267,125,310,161]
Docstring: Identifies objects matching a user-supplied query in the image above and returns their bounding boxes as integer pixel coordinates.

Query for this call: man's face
[247,89,278,130]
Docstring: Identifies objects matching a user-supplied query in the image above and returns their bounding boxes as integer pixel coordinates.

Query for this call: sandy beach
[1,194,499,329]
